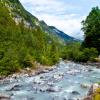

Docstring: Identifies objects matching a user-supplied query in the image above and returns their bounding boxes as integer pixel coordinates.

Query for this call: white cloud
[20,0,85,39]
[36,13,84,39]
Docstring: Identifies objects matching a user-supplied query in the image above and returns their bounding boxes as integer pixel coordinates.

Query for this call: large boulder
[88,83,100,95]
[83,83,100,100]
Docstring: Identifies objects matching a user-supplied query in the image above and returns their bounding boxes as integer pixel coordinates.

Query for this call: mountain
[2,0,76,43]
[39,21,78,43]
[49,26,78,42]
[0,0,78,75]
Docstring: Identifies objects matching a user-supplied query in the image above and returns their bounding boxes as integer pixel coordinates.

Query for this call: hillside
[39,21,77,43]
[0,0,62,75]
[0,0,80,75]
[2,0,76,44]
[49,26,78,42]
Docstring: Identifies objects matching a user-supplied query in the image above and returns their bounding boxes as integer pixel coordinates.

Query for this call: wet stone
[71,91,80,95]
[0,94,11,100]
[8,84,22,91]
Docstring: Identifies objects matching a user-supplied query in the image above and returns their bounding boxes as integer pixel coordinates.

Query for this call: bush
[61,42,99,62]
[75,48,98,62]
[61,43,81,61]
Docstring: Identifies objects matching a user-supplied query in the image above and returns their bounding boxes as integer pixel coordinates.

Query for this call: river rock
[33,76,43,84]
[83,83,100,100]
[47,82,54,87]
[46,88,56,92]
[0,94,11,100]
[66,69,80,75]
[48,68,53,71]
[71,91,80,95]
[83,96,92,100]
[88,83,100,95]
[88,69,93,72]
[8,84,22,91]
[35,69,48,75]
[46,86,61,92]
[80,83,90,88]
[53,74,63,80]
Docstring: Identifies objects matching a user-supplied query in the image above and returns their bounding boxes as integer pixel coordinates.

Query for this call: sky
[19,0,100,39]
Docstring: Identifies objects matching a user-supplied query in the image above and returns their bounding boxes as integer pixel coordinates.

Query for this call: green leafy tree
[0,2,62,75]
[82,7,100,53]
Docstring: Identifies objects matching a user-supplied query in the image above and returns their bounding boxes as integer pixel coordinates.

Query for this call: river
[0,61,100,100]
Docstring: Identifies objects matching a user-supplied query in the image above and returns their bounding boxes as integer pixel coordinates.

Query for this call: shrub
[75,48,98,62]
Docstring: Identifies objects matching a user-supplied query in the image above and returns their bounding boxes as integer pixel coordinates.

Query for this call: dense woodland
[0,1,100,76]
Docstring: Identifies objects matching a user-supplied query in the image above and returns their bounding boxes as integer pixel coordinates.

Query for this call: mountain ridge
[3,0,77,43]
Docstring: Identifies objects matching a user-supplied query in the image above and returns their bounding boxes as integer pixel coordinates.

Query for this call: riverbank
[80,62,100,68]
[64,60,100,68]
[0,62,56,84]
[0,61,100,100]
[0,60,100,83]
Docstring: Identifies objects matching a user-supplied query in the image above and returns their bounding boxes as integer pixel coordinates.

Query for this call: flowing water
[0,61,100,100]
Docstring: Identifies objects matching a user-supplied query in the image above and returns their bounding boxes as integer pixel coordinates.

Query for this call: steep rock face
[0,0,39,30]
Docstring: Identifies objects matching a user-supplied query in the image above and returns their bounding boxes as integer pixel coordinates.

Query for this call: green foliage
[61,43,98,62]
[61,43,81,60]
[0,2,61,75]
[1,0,99,76]
[75,48,98,62]
[82,7,100,53]
[67,6,100,63]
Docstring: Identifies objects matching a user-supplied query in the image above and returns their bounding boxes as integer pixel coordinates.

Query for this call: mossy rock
[93,88,100,100]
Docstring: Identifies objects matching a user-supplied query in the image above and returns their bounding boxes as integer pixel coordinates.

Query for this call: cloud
[37,13,85,39]
[19,0,86,39]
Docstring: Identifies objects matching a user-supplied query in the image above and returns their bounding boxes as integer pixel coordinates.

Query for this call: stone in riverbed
[80,83,90,88]
[46,86,61,92]
[53,73,63,80]
[0,94,11,100]
[47,82,54,87]
[83,83,100,100]
[35,69,48,75]
[88,69,93,72]
[33,76,44,84]
[8,84,22,91]
[71,91,80,95]
[46,88,56,92]
[88,83,100,95]
[83,96,92,100]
